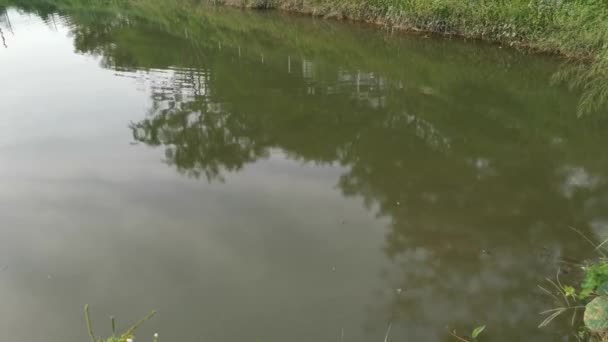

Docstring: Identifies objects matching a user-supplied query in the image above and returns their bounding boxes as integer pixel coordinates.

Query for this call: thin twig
[555,268,570,306]
[383,322,392,342]
[540,307,569,315]
[448,329,470,342]
[571,307,577,326]
[570,226,606,257]
[538,285,561,302]
[0,27,6,48]
[546,277,570,306]
[595,237,608,253]
[538,306,585,328]
[556,258,585,268]
[4,10,12,34]
[540,306,585,314]
[539,308,566,328]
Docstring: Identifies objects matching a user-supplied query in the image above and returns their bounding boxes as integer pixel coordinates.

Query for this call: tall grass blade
[84,304,96,342]
[123,310,157,337]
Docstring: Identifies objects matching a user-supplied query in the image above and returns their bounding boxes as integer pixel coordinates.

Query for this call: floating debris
[419,86,435,95]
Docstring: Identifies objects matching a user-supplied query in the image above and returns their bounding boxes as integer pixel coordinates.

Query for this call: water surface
[1,2,608,341]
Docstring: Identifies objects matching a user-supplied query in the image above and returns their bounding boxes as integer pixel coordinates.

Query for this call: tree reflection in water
[5,1,608,339]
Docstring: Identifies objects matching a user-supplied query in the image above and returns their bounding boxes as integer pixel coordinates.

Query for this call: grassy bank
[218,0,605,55]
[212,0,608,115]
[2,0,608,114]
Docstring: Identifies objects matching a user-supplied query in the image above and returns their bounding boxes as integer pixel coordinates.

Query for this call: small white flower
[126,339,133,342]
[154,333,159,338]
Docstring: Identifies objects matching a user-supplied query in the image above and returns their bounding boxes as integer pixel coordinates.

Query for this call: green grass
[539,228,608,341]
[219,0,606,55]
[211,0,608,115]
[84,305,158,342]
[2,0,608,114]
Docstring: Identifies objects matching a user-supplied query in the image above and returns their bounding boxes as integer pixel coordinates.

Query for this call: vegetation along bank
[4,0,608,113]
[214,0,608,114]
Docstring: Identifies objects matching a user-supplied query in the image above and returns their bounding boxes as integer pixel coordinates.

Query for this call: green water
[1,2,608,341]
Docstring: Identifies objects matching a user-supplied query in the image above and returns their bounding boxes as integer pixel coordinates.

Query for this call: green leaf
[564,285,577,298]
[584,296,608,332]
[578,328,587,339]
[597,282,608,296]
[471,325,486,339]
[580,263,608,299]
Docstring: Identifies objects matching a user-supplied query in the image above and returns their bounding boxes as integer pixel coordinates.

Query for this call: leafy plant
[84,304,158,342]
[564,286,577,299]
[581,263,608,299]
[538,268,585,329]
[448,324,486,341]
[539,229,608,340]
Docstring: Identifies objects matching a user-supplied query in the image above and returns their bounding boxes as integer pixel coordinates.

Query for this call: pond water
[1,2,608,341]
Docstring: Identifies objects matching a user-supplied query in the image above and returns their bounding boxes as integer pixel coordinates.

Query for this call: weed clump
[84,305,158,342]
